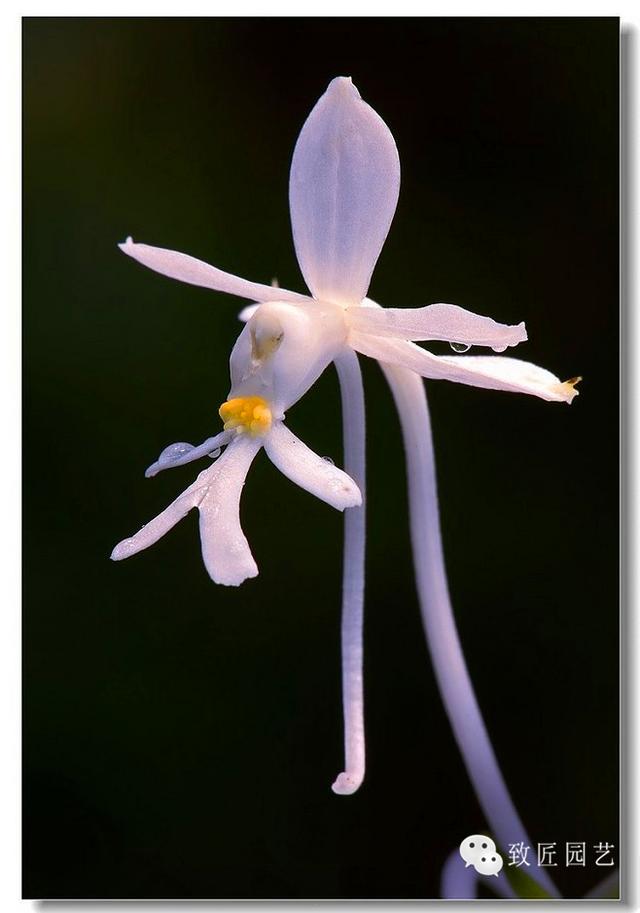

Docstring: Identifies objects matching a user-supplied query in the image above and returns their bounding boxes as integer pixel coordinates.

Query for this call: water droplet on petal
[449,342,471,353]
[322,456,335,465]
[208,448,222,460]
[492,344,508,353]
[158,442,194,465]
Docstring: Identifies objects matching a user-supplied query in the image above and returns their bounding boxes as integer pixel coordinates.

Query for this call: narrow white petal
[349,302,527,350]
[264,421,361,511]
[119,237,310,304]
[289,77,400,306]
[198,435,262,586]
[145,430,231,478]
[111,472,211,561]
[351,334,580,403]
[111,435,262,586]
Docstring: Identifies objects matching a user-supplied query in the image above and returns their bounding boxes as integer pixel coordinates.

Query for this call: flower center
[219,396,272,437]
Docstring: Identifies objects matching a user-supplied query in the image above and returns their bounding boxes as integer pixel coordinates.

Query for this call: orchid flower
[112,77,577,895]
[112,297,361,585]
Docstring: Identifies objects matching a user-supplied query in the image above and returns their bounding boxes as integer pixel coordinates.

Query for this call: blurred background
[23,18,619,900]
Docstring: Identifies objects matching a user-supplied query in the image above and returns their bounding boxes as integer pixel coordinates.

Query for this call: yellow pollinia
[219,396,272,437]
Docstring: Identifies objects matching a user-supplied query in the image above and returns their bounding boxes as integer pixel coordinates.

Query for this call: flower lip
[111,413,363,585]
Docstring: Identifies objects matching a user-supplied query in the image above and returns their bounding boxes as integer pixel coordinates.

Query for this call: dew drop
[322,456,335,465]
[208,448,222,460]
[158,442,194,465]
[449,342,471,353]
[492,344,508,353]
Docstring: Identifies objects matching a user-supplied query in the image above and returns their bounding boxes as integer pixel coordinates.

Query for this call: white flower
[116,78,578,397]
[112,75,577,827]
[112,76,577,584]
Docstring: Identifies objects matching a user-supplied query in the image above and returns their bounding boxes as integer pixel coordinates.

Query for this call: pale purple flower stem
[382,363,559,898]
[441,849,516,899]
[331,349,366,796]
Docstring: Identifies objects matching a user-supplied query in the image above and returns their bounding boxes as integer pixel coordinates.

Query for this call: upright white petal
[289,77,400,306]
[119,237,310,304]
[264,421,361,511]
[349,302,527,350]
[351,334,580,403]
[111,435,262,586]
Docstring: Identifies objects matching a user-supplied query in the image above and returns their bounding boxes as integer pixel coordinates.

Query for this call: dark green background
[23,18,619,900]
